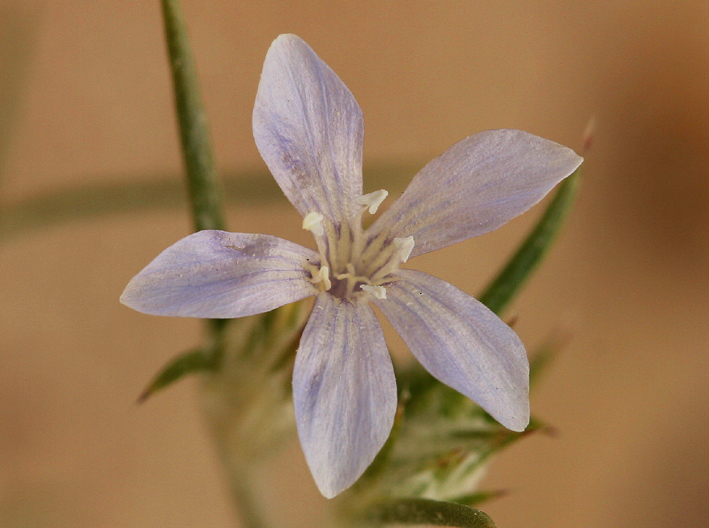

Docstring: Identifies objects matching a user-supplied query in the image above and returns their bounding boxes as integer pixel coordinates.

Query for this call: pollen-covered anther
[356,189,388,214]
[312,265,332,290]
[361,284,387,300]
[393,236,415,263]
[302,211,324,236]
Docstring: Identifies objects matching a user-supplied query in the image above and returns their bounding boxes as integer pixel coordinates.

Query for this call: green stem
[159,4,266,527]
[160,0,226,232]
[160,0,228,360]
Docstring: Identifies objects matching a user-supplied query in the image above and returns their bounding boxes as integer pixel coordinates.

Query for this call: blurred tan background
[1,1,708,527]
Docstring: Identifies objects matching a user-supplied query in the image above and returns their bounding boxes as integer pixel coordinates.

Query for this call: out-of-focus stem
[211,441,269,528]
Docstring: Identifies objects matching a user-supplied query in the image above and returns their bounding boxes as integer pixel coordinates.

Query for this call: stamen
[313,265,332,291]
[356,189,388,214]
[361,284,387,300]
[302,211,324,236]
[393,236,415,263]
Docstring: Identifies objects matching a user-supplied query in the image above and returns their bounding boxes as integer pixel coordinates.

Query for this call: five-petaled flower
[121,34,583,498]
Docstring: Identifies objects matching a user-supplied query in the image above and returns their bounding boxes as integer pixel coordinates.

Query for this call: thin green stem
[159,4,267,527]
[160,0,226,232]
[160,0,228,365]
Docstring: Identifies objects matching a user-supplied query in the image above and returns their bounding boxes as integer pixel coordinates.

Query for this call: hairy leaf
[364,498,496,527]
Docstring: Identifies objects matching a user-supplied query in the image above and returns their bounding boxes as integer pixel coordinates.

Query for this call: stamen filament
[305,198,411,302]
[313,265,331,291]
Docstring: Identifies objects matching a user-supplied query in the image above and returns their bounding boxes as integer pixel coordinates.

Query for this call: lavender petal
[293,293,397,498]
[374,269,530,431]
[369,129,583,258]
[120,230,318,318]
[253,34,364,223]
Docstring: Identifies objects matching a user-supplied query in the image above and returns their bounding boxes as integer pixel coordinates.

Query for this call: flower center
[302,190,414,301]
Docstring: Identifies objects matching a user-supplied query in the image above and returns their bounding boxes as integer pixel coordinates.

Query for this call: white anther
[356,189,388,214]
[393,236,415,263]
[314,265,332,291]
[361,284,387,300]
[302,212,324,236]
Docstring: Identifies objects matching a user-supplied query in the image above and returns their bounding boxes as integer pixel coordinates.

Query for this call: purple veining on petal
[374,269,530,431]
[293,293,397,498]
[121,33,585,499]
[253,34,364,223]
[369,129,583,258]
[121,231,319,319]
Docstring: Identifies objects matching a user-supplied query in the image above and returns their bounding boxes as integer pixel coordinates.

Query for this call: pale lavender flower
[121,34,583,498]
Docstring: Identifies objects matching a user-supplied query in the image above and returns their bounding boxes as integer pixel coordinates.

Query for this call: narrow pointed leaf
[364,498,496,527]
[346,364,546,503]
[479,167,581,315]
[138,347,213,403]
